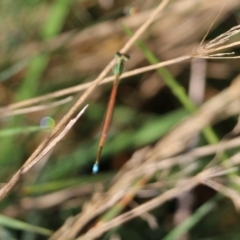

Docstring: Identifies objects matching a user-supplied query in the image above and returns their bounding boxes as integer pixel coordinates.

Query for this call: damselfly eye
[114,52,130,61]
[122,54,130,61]
[115,52,122,58]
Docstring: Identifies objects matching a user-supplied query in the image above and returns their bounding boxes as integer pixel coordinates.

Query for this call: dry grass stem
[0,56,190,112]
[20,184,95,210]
[0,0,171,201]
[198,0,228,48]
[137,137,240,177]
[50,75,240,240]
[1,96,72,117]
[195,24,240,58]
[0,105,88,200]
[2,1,240,239]
[224,151,240,167]
[203,179,240,212]
[2,23,240,114]
[75,168,227,240]
[205,25,240,49]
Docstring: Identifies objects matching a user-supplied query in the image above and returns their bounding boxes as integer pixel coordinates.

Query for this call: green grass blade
[0,126,41,137]
[0,0,73,171]
[162,195,222,240]
[122,25,219,145]
[0,214,52,236]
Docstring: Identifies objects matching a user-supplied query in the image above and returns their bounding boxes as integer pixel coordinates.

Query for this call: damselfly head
[113,52,130,75]
[115,52,130,62]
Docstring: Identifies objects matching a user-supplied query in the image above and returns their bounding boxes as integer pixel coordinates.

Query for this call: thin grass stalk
[123,25,219,145]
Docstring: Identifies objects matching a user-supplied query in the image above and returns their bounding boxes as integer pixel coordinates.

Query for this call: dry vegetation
[1,0,240,239]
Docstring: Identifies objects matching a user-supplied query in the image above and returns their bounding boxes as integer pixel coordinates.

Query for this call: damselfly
[92,52,130,173]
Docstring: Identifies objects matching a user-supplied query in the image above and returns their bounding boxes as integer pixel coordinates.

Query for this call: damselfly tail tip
[92,163,99,174]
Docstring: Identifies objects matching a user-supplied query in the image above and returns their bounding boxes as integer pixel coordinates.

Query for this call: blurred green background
[0,0,240,239]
